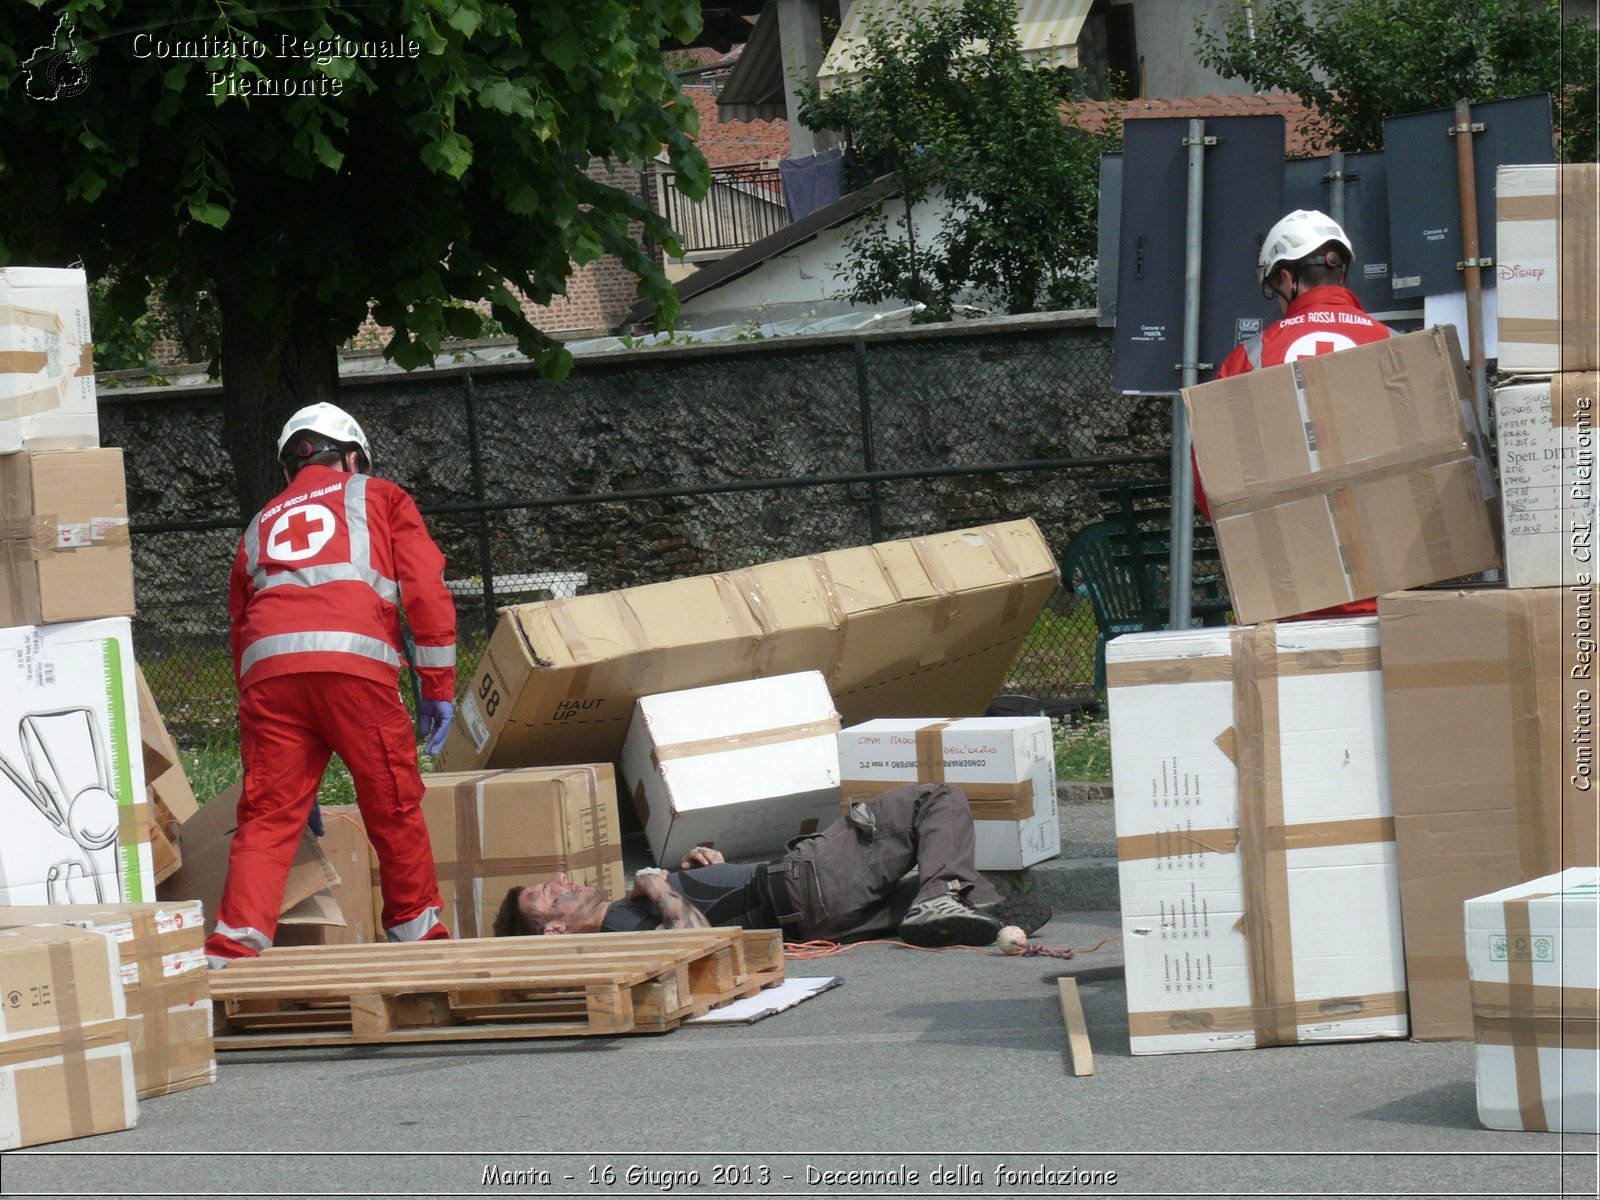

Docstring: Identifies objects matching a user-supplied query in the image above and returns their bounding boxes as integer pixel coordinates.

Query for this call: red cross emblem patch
[266,503,336,562]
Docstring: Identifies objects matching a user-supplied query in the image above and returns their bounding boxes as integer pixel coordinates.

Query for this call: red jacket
[230,465,457,700]
[1197,285,1391,619]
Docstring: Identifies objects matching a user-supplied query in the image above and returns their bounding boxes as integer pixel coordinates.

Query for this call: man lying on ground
[493,782,1051,948]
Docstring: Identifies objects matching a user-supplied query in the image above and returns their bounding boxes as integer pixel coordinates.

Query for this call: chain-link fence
[101,313,1176,743]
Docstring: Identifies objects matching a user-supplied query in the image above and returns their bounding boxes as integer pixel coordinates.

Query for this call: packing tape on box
[0,349,50,374]
[1471,979,1600,1050]
[545,598,594,666]
[49,938,98,1142]
[125,911,168,1093]
[729,567,781,677]
[909,536,961,636]
[1107,644,1380,689]
[1231,623,1298,1048]
[568,764,619,899]
[1116,816,1394,864]
[1127,990,1407,1042]
[1403,470,1456,593]
[915,721,954,782]
[1503,893,1555,1131]
[1206,441,1479,518]
[651,716,843,766]
[0,382,75,424]
[610,592,656,692]
[1552,373,1600,427]
[979,526,1026,626]
[806,555,850,683]
[1560,166,1600,367]
[840,779,1037,823]
[0,515,131,555]
[450,771,514,938]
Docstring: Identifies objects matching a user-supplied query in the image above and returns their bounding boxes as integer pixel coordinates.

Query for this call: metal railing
[650,159,790,255]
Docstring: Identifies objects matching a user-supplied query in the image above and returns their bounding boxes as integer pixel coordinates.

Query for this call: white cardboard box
[1493,375,1598,588]
[0,619,153,907]
[1496,163,1599,375]
[621,671,843,866]
[836,717,1060,870]
[1465,867,1600,1133]
[1107,618,1408,1055]
[0,267,101,452]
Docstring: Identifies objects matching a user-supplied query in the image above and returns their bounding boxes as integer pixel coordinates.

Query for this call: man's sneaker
[898,893,1004,947]
[979,895,1055,937]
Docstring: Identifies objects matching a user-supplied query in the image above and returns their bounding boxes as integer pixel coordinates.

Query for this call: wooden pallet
[209,928,784,1049]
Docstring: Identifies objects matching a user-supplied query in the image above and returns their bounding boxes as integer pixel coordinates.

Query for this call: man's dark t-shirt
[601,862,780,932]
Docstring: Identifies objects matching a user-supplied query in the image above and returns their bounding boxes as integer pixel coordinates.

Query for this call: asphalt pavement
[2,788,1596,1200]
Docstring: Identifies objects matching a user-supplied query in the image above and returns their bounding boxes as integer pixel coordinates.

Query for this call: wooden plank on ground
[1058,976,1095,1076]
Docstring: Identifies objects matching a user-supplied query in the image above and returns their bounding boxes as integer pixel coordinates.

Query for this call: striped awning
[818,0,1092,94]
[716,1,786,123]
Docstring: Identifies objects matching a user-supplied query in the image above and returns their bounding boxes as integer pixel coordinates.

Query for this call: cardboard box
[0,618,153,907]
[133,666,198,886]
[0,901,213,1100]
[1465,867,1599,1132]
[1378,586,1598,1039]
[0,267,100,453]
[1107,618,1408,1054]
[836,717,1060,870]
[0,448,132,626]
[276,806,380,946]
[414,766,624,938]
[0,924,136,1149]
[622,672,843,866]
[439,519,1060,771]
[1496,164,1600,375]
[157,784,339,936]
[1183,326,1502,624]
[1493,374,1599,588]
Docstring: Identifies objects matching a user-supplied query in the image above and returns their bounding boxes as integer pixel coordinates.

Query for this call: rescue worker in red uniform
[205,403,458,966]
[1195,209,1392,619]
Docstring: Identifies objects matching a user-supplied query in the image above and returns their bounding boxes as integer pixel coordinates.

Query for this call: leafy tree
[0,1,708,515]
[797,0,1114,321]
[1194,0,1597,161]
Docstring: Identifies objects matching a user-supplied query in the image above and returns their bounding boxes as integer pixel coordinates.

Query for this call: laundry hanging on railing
[779,148,845,222]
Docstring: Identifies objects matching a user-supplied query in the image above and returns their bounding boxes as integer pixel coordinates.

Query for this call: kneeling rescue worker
[205,402,458,967]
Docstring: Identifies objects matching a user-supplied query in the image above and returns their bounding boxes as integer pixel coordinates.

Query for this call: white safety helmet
[276,402,373,471]
[1257,209,1355,289]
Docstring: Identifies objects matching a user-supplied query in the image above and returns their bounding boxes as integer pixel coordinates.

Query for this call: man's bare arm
[631,868,710,930]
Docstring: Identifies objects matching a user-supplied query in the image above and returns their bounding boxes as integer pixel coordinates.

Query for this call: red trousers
[205,673,448,962]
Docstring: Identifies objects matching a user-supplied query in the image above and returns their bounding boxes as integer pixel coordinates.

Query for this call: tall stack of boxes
[0,266,203,1147]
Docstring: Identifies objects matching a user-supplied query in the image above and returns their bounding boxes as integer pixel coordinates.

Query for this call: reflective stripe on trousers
[386,905,445,943]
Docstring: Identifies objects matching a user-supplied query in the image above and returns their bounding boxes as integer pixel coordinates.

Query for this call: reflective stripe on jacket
[230,464,457,698]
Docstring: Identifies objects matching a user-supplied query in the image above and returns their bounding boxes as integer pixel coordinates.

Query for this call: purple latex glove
[418,698,454,755]
[306,800,325,838]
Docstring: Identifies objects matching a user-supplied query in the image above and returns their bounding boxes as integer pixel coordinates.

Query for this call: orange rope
[783,934,1122,960]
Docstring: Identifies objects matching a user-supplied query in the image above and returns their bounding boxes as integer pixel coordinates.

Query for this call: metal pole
[855,337,884,543]
[1454,99,1490,433]
[1171,118,1205,630]
[462,373,498,630]
[1328,150,1347,226]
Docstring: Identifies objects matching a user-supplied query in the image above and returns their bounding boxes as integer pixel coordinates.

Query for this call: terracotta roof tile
[1067,93,1327,157]
[681,84,790,168]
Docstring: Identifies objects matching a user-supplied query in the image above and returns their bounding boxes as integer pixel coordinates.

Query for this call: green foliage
[796,0,1115,320]
[90,276,222,373]
[0,1,710,382]
[1194,0,1597,161]
[1053,714,1110,782]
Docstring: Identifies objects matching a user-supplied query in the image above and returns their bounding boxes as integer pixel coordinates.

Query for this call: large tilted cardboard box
[1492,374,1598,589]
[438,520,1059,771]
[0,900,213,1100]
[412,767,625,938]
[1378,587,1598,1040]
[836,717,1060,870]
[1466,868,1599,1133]
[1183,327,1501,624]
[277,806,380,947]
[622,672,843,866]
[0,267,100,453]
[0,618,153,907]
[1496,164,1600,375]
[0,924,136,1149]
[157,783,338,936]
[133,666,198,885]
[1107,618,1408,1054]
[0,448,132,626]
